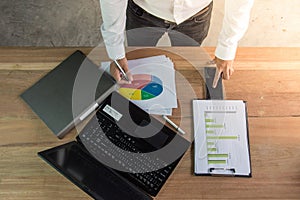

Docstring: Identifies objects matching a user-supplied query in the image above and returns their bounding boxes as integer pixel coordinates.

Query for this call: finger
[119,72,133,84]
[126,72,133,82]
[222,67,230,80]
[212,68,222,88]
[117,58,129,73]
[118,79,131,84]
[229,68,234,76]
[110,63,121,82]
[206,59,216,65]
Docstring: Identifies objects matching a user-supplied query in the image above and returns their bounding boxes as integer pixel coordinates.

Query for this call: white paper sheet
[193,100,251,176]
[101,55,177,115]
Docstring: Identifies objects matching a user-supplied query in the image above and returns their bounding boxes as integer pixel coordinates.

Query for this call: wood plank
[0,146,90,199]
[0,118,78,146]
[0,47,95,70]
[234,47,300,62]
[1,47,299,70]
[224,70,300,117]
[1,47,298,63]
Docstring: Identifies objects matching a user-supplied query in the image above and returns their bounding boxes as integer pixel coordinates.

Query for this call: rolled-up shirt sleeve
[99,0,127,60]
[215,0,254,60]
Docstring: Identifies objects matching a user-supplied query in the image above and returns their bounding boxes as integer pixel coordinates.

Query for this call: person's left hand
[212,57,234,88]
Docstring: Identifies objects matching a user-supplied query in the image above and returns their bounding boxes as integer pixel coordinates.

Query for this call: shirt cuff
[215,42,237,61]
[105,44,126,60]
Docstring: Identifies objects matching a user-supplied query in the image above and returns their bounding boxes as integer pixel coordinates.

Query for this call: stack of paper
[101,55,177,115]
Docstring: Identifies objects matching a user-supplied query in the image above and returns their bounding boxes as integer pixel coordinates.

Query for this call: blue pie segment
[142,83,163,97]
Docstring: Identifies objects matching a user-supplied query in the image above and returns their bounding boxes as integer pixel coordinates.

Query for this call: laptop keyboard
[79,113,178,196]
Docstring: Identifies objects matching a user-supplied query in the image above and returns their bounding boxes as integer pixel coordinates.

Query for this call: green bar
[207,142,215,146]
[206,124,224,128]
[205,119,215,123]
[208,160,227,164]
[207,136,238,140]
[208,154,228,158]
[207,148,217,152]
[206,130,215,134]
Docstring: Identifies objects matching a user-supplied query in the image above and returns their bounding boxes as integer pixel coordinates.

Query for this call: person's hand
[110,57,133,84]
[212,57,234,88]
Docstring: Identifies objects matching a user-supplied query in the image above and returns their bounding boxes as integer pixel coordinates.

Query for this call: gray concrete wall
[0,0,102,46]
[1,0,299,47]
[202,0,300,47]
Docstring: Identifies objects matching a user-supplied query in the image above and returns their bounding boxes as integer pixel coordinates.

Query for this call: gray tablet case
[21,50,116,138]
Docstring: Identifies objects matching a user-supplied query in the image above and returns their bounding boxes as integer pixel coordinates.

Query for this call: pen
[113,60,129,82]
[162,115,185,135]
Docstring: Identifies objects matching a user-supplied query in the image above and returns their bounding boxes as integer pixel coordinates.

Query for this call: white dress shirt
[100,0,253,61]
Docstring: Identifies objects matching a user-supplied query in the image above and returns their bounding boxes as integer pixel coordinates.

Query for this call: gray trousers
[126,0,213,46]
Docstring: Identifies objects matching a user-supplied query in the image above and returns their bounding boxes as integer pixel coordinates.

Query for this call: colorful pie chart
[119,74,163,100]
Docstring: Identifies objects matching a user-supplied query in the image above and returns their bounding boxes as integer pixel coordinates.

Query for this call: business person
[99,0,253,86]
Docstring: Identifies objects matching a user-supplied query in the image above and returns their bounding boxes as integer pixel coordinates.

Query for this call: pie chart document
[101,55,177,115]
[119,74,163,101]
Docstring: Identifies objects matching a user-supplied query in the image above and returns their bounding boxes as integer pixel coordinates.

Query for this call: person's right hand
[212,57,234,88]
[110,57,133,84]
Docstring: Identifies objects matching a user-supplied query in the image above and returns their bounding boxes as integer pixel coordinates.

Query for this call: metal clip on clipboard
[209,168,236,176]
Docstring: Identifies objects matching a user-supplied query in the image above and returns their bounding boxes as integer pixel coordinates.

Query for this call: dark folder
[21,50,116,138]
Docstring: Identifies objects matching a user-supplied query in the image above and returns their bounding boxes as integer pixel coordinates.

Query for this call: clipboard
[193,100,252,177]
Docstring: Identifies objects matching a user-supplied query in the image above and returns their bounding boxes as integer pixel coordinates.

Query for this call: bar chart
[204,109,239,167]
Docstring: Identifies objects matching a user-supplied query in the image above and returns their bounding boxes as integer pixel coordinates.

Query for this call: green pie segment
[119,74,163,100]
[141,90,156,100]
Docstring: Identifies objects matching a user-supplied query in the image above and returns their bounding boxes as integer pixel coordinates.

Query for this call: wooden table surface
[0,47,299,199]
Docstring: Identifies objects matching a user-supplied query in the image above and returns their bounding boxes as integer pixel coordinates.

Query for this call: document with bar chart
[193,100,251,177]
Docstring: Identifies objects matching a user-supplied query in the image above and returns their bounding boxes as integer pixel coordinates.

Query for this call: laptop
[27,51,191,199]
[38,91,190,199]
